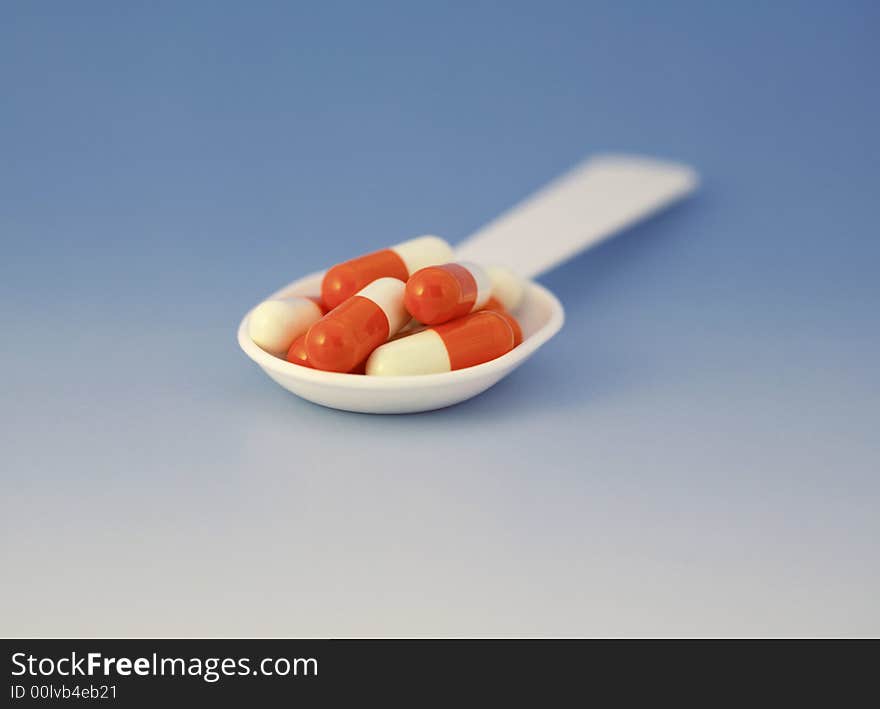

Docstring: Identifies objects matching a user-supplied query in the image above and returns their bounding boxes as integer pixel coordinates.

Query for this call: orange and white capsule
[306,277,408,373]
[404,261,493,325]
[366,310,515,376]
[321,235,453,309]
[288,334,367,373]
[482,299,524,346]
[248,296,325,357]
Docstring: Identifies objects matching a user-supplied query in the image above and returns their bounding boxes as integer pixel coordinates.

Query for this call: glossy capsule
[248,296,325,357]
[289,334,367,373]
[366,310,515,376]
[306,277,408,373]
[482,298,523,346]
[321,235,453,309]
[404,261,492,325]
[286,334,312,367]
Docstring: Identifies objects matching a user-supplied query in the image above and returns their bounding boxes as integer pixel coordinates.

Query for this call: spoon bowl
[237,270,565,414]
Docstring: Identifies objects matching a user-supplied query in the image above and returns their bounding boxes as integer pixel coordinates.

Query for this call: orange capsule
[366,310,515,376]
[321,235,453,309]
[288,333,369,373]
[306,277,408,373]
[404,261,493,325]
[480,297,523,346]
[493,311,523,347]
[286,334,312,367]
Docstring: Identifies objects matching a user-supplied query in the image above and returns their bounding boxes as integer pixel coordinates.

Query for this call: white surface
[238,271,564,413]
[455,154,699,279]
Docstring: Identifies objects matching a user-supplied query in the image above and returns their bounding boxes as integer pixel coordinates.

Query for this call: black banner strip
[2,639,875,705]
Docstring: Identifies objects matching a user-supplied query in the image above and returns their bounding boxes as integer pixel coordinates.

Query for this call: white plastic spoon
[237,154,698,413]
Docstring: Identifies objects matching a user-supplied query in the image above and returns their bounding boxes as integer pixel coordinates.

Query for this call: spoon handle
[454,154,699,279]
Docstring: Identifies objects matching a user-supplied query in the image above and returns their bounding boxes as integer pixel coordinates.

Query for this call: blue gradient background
[2,1,878,636]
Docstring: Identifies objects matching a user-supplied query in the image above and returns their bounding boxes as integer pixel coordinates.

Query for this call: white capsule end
[391,235,454,274]
[366,329,451,376]
[248,297,323,357]
[486,265,525,311]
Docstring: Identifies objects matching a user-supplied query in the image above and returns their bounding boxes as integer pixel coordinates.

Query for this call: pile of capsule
[247,235,525,376]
